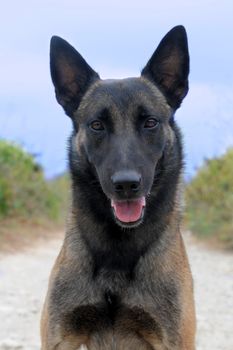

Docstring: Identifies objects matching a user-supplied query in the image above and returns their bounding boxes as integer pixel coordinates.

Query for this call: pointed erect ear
[141,25,189,109]
[50,36,100,116]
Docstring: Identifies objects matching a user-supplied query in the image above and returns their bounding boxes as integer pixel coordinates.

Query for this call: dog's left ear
[50,36,100,117]
[141,25,189,109]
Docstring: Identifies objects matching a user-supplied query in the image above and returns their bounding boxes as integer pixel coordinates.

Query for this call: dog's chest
[65,290,163,349]
[51,254,182,349]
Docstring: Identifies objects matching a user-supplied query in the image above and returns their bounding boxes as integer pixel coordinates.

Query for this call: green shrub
[185,148,233,248]
[0,140,69,221]
[48,173,70,217]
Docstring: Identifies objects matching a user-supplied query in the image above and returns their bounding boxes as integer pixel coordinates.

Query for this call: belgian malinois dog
[41,25,196,349]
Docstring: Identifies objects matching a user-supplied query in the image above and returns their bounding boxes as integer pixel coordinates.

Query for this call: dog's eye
[144,118,159,129]
[90,120,105,131]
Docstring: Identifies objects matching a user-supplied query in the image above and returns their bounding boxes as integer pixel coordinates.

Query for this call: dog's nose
[111,171,141,195]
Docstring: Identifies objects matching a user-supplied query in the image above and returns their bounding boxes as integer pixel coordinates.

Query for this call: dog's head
[50,26,189,228]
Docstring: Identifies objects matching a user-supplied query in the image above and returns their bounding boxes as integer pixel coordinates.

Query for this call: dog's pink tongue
[111,197,145,223]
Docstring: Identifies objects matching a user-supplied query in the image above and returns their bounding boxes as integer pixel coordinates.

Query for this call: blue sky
[0,0,233,178]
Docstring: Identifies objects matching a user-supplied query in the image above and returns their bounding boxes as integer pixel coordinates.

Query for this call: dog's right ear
[50,36,100,117]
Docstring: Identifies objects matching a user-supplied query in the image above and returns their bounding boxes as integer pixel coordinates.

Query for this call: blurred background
[0,1,232,350]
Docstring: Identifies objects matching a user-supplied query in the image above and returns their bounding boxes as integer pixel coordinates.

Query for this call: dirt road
[0,234,232,350]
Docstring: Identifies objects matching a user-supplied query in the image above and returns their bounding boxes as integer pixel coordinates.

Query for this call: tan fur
[41,221,195,349]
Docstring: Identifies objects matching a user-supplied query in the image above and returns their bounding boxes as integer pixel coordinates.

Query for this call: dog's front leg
[54,336,89,350]
[41,323,89,350]
[139,331,169,350]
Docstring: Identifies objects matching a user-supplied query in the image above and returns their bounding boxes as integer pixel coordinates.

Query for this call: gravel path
[0,234,232,350]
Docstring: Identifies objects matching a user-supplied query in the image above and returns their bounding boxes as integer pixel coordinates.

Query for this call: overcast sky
[0,0,233,178]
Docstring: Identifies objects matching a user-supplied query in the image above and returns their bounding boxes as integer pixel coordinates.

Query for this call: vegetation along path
[0,233,232,350]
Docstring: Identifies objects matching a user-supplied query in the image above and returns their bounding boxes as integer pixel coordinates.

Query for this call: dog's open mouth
[111,197,146,225]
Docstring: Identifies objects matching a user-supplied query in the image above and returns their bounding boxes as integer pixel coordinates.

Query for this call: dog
[41,25,196,349]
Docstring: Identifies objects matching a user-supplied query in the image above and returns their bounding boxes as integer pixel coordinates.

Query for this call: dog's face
[72,78,171,227]
[50,26,189,228]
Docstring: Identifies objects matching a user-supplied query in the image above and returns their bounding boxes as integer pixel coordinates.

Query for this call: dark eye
[90,120,105,131]
[144,118,159,129]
